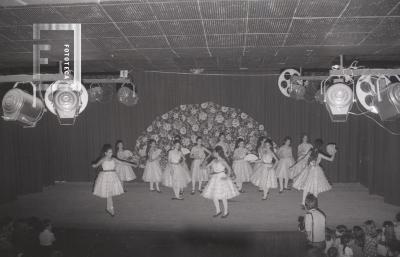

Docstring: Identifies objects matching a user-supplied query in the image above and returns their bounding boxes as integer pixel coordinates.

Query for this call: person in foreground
[304,194,326,251]
[202,146,240,218]
[92,144,137,217]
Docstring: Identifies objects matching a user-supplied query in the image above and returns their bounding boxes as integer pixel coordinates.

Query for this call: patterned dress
[291,143,313,179]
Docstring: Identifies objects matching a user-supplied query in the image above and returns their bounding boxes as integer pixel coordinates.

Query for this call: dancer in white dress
[190,136,211,194]
[162,140,191,200]
[290,134,313,180]
[232,138,253,193]
[276,137,295,193]
[92,144,137,216]
[115,140,136,192]
[251,140,278,200]
[216,133,231,158]
[142,139,163,192]
[202,146,240,218]
[252,136,267,192]
[293,139,336,206]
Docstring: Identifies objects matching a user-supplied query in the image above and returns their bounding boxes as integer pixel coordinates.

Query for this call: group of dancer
[91,133,337,218]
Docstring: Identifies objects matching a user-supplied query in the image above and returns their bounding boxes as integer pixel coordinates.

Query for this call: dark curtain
[0,72,399,205]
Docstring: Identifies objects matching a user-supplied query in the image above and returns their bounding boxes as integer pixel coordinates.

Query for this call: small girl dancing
[232,138,253,193]
[92,144,137,216]
[142,139,163,192]
[190,136,211,194]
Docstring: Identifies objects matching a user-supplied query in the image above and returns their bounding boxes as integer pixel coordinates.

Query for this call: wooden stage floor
[0,182,398,232]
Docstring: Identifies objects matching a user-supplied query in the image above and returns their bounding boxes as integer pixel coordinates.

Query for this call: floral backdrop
[133,101,268,168]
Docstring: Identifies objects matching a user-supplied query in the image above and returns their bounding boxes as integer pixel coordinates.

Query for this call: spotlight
[374,82,400,121]
[278,69,301,97]
[2,82,45,128]
[44,80,88,125]
[325,83,354,122]
[355,75,390,114]
[117,83,139,106]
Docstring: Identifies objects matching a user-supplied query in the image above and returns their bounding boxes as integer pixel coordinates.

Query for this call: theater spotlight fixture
[117,82,139,106]
[44,80,88,125]
[355,75,390,114]
[374,82,400,121]
[324,82,354,122]
[2,82,45,128]
[278,69,301,97]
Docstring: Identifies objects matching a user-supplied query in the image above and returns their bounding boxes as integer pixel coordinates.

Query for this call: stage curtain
[0,72,399,205]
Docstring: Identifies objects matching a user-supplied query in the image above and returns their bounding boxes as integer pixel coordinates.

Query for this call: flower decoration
[133,101,268,168]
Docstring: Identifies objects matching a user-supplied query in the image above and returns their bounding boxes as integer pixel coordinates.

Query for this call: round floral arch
[133,101,267,168]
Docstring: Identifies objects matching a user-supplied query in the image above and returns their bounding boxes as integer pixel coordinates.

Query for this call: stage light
[44,80,88,125]
[374,82,400,121]
[2,82,45,127]
[118,83,139,106]
[325,83,354,122]
[278,69,301,97]
[355,75,390,114]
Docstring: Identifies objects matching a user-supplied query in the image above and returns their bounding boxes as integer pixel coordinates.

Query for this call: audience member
[304,194,326,250]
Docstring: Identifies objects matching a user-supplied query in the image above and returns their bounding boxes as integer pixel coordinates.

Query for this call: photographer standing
[304,194,326,250]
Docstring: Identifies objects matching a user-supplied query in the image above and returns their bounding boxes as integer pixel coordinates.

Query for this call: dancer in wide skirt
[293,139,336,206]
[251,136,267,192]
[115,140,136,192]
[162,140,191,200]
[202,146,239,218]
[142,139,163,192]
[232,138,253,193]
[190,136,211,194]
[276,137,295,193]
[251,139,279,200]
[92,144,137,216]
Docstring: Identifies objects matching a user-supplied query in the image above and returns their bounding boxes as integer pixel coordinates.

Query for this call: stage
[0,182,397,232]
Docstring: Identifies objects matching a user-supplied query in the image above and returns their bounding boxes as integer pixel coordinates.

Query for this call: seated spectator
[377,221,397,257]
[335,225,348,248]
[327,246,339,257]
[325,228,336,254]
[338,233,353,257]
[304,194,326,251]
[364,220,378,257]
[388,240,400,257]
[39,219,56,257]
[395,212,400,241]
[350,226,365,257]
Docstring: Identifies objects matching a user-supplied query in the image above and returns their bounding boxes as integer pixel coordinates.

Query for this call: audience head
[335,225,347,237]
[395,212,400,222]
[42,219,52,231]
[327,246,339,257]
[235,138,244,149]
[305,247,326,257]
[305,194,318,210]
[364,220,377,237]
[352,225,365,247]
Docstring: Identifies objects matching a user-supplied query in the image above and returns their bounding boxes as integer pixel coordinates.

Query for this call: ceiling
[0,0,400,74]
